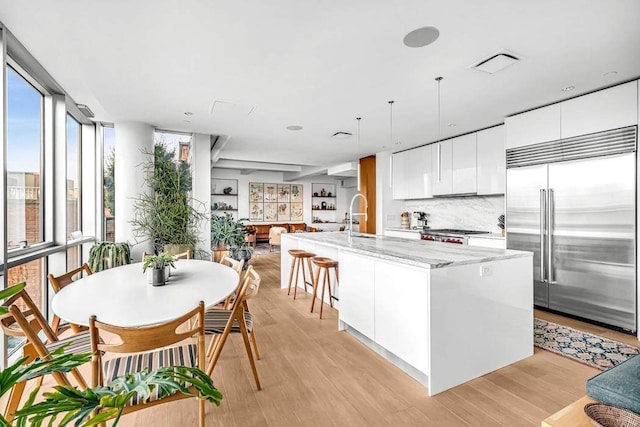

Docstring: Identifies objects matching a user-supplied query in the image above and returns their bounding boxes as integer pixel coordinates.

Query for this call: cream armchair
[269,226,287,252]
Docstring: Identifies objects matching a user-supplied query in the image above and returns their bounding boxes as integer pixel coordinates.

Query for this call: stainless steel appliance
[420,229,490,244]
[506,126,637,332]
[411,212,429,229]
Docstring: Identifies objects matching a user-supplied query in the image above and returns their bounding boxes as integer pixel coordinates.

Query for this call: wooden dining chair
[205,266,261,390]
[219,255,244,309]
[174,250,192,259]
[214,255,260,358]
[89,302,207,427]
[0,284,90,422]
[47,263,92,334]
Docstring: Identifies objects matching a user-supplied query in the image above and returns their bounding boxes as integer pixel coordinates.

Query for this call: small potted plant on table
[142,253,175,286]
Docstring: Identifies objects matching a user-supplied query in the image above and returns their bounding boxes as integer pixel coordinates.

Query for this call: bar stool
[287,249,316,299]
[310,257,339,319]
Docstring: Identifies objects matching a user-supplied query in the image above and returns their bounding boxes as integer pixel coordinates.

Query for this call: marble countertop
[468,233,505,240]
[283,232,530,269]
[384,227,424,233]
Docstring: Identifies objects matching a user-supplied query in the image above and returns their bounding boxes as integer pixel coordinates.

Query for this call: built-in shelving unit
[211,178,238,219]
[311,183,337,224]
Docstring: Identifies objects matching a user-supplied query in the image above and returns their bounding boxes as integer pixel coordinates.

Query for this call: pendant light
[435,76,443,183]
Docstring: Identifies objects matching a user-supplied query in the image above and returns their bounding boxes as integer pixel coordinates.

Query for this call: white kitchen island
[281,232,533,396]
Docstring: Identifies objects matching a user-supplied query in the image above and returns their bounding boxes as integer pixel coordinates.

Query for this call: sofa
[246,223,308,242]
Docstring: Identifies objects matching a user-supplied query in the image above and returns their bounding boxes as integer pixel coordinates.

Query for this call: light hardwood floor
[11,252,639,426]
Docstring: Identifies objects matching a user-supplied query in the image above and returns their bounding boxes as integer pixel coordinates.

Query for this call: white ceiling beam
[282,165,328,182]
[210,134,230,164]
[212,159,302,173]
[327,161,358,176]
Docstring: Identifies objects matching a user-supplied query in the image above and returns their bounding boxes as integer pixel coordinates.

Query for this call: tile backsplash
[405,195,505,232]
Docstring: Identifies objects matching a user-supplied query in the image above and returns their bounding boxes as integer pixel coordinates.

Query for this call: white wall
[211,168,349,230]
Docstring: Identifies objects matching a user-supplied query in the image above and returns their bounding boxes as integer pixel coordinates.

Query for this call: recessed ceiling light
[403,26,440,48]
[448,123,456,127]
[395,141,402,145]
[561,86,575,92]
[184,112,193,116]
[286,125,303,131]
[603,71,618,77]
[183,120,191,123]
[382,145,388,149]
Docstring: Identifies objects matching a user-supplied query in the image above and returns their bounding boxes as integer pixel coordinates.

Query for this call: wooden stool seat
[287,250,317,299]
[311,257,339,319]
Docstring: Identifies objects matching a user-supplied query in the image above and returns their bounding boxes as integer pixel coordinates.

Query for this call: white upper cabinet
[391,151,409,200]
[476,125,505,195]
[452,133,477,194]
[431,140,453,196]
[408,145,432,199]
[561,81,638,138]
[505,103,561,149]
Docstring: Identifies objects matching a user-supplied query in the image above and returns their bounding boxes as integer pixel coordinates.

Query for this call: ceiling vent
[332,132,352,139]
[470,50,521,74]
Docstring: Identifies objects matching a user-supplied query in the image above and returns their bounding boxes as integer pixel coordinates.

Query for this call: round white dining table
[52,259,239,327]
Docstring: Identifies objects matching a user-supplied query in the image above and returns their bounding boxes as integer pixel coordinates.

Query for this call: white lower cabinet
[374,261,429,372]
[338,252,375,339]
[384,229,421,240]
[467,236,506,249]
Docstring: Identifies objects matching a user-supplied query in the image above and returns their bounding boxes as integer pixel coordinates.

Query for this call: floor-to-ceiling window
[66,114,81,270]
[103,125,115,241]
[5,65,45,353]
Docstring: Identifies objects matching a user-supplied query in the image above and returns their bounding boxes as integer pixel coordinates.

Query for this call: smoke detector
[470,49,521,74]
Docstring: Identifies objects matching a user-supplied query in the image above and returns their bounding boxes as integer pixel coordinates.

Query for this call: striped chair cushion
[204,309,253,334]
[103,344,198,405]
[45,331,93,354]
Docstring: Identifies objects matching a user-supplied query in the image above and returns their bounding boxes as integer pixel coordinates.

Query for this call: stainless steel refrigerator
[506,126,637,332]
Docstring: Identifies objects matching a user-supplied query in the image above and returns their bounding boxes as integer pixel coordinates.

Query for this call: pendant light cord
[436,76,442,143]
[357,117,361,148]
[388,100,394,145]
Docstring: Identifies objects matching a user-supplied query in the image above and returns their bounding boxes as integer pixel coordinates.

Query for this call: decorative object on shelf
[88,241,131,272]
[327,192,332,197]
[320,188,327,197]
[400,212,410,229]
[321,201,327,209]
[223,187,233,195]
[249,182,303,222]
[498,214,505,236]
[142,252,175,286]
[313,192,318,197]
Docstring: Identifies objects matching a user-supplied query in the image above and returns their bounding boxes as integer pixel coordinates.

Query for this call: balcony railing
[7,186,40,200]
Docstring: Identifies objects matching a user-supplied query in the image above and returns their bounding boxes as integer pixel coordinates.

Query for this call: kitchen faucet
[348,193,368,243]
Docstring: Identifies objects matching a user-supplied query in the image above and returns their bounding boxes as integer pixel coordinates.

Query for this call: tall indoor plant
[130,143,206,256]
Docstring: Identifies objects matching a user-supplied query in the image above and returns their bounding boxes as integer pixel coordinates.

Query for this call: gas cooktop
[420,229,490,235]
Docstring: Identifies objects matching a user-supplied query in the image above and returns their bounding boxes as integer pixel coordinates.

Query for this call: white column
[114,121,153,261]
[191,133,211,258]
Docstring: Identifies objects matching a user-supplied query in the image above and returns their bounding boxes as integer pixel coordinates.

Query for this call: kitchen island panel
[339,252,375,339]
[374,259,429,373]
[428,256,533,395]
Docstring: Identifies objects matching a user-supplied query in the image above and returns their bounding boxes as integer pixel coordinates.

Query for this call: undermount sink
[350,234,375,239]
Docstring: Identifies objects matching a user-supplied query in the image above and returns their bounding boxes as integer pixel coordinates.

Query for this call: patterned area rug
[254,243,279,255]
[534,318,640,370]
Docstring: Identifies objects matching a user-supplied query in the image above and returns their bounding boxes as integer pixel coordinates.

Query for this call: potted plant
[88,241,131,272]
[211,214,253,267]
[142,253,176,286]
[131,143,206,257]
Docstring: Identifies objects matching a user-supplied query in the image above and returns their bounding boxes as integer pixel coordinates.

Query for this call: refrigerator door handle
[548,188,556,284]
[540,189,546,282]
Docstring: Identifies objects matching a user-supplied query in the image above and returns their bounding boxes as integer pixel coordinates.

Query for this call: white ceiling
[1,0,639,168]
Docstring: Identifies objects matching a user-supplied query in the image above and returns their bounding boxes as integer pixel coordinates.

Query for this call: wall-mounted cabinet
[432,133,476,196]
[393,146,432,200]
[211,178,238,218]
[561,80,638,138]
[506,80,638,149]
[476,125,505,195]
